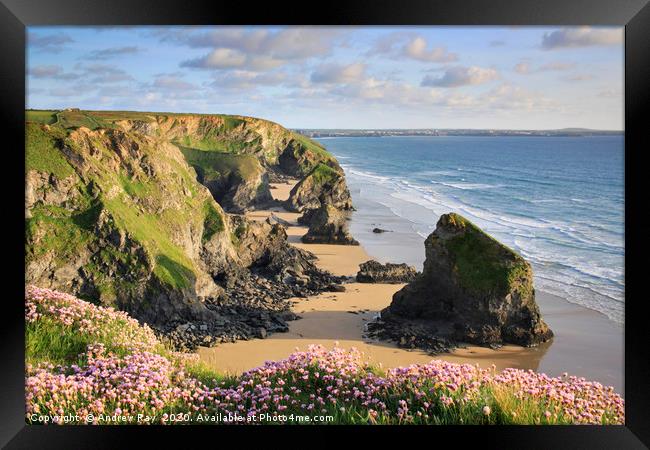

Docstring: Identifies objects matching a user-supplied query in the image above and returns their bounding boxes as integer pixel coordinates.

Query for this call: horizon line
[25,108,624,133]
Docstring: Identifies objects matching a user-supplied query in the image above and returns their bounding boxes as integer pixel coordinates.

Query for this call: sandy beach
[200,180,624,394]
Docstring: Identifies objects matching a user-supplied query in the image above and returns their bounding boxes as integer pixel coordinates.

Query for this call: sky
[26,26,624,130]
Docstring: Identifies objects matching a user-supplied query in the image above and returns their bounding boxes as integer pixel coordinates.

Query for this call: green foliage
[444,214,530,296]
[180,147,261,183]
[202,201,225,242]
[25,204,96,263]
[290,131,334,162]
[309,162,340,185]
[183,360,238,389]
[220,116,245,131]
[25,123,75,178]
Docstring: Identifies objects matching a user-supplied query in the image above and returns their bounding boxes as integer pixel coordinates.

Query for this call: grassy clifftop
[27,109,336,175]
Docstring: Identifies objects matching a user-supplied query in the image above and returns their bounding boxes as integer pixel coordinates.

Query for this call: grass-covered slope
[25,108,349,325]
[25,118,232,322]
[25,286,624,425]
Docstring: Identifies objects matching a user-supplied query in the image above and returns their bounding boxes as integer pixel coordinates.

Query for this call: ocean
[319,135,625,324]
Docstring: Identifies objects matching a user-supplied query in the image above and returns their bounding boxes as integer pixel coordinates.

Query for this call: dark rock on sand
[301,204,359,245]
[356,260,418,284]
[376,213,553,350]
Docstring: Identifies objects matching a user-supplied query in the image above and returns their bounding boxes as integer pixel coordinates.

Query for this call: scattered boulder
[269,213,293,227]
[301,204,359,245]
[378,213,553,348]
[356,260,418,284]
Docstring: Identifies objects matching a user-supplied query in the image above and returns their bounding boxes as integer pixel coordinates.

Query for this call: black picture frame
[2,0,648,447]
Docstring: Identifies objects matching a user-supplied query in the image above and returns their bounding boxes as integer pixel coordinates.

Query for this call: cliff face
[25,110,349,337]
[381,213,553,348]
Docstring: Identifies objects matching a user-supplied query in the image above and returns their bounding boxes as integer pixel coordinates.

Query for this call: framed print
[1,0,648,447]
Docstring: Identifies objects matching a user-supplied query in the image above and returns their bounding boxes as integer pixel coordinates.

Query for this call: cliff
[377,213,553,350]
[25,109,348,346]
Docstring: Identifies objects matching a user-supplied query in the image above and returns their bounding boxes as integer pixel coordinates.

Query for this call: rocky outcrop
[377,213,553,349]
[301,204,359,245]
[356,260,417,284]
[286,163,353,213]
[25,116,348,349]
[190,154,273,213]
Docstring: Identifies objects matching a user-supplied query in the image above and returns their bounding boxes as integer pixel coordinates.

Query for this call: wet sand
[201,181,624,395]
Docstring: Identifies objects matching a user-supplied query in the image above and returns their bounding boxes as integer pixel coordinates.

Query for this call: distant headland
[294,128,623,138]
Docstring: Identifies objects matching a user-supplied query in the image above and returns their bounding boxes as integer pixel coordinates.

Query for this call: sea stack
[301,204,359,245]
[381,213,553,347]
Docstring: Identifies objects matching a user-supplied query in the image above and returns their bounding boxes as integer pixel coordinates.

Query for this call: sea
[318,135,625,325]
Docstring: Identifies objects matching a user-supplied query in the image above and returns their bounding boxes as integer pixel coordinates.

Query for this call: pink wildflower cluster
[26,285,159,352]
[493,368,625,424]
[25,287,625,425]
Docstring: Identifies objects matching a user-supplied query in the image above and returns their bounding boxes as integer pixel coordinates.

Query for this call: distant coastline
[294,128,623,138]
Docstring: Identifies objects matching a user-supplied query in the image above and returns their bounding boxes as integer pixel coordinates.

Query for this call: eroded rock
[377,213,553,349]
[356,260,417,284]
[301,204,359,245]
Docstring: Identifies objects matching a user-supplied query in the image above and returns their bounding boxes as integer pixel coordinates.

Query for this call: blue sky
[27,26,623,130]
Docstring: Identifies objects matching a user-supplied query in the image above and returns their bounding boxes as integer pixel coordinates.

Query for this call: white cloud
[539,61,575,71]
[170,27,345,71]
[311,63,366,84]
[368,33,457,63]
[542,27,622,49]
[404,37,458,63]
[421,66,499,88]
[182,48,247,69]
[86,46,139,60]
[564,74,595,82]
[514,62,530,74]
[211,70,290,89]
[481,84,557,111]
[29,65,80,80]
[28,32,74,53]
[153,75,199,91]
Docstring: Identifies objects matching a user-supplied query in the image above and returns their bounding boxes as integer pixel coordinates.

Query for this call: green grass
[25,203,96,263]
[26,110,58,125]
[25,123,75,178]
[444,214,531,297]
[290,131,334,162]
[118,173,153,198]
[308,162,340,185]
[26,313,164,368]
[183,360,239,389]
[104,196,196,290]
[26,319,92,367]
[179,147,261,182]
[202,200,225,242]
